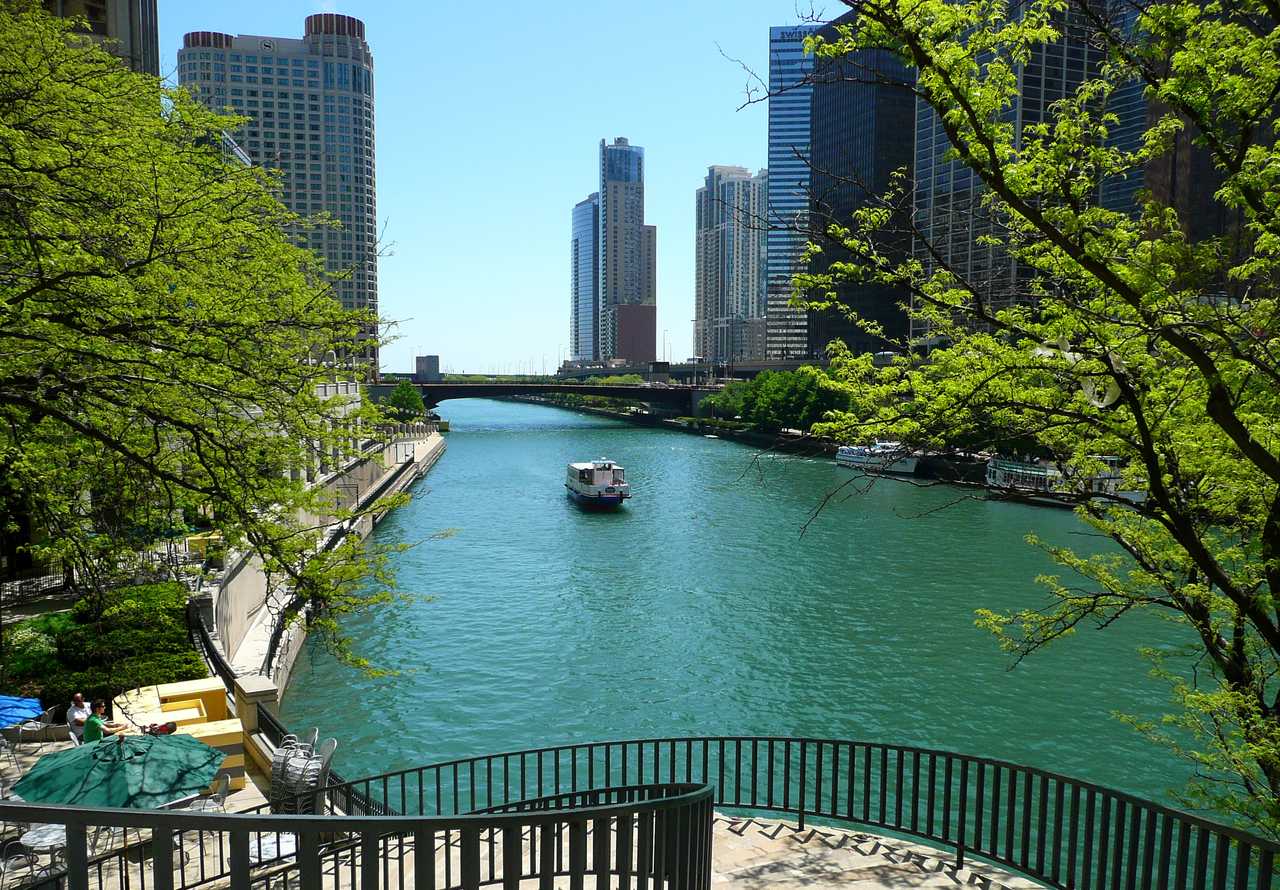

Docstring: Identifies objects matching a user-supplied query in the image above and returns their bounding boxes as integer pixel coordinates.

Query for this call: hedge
[5,581,207,713]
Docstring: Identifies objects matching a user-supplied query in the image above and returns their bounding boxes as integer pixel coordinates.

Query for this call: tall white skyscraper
[694,166,768,363]
[764,25,818,360]
[178,13,378,366]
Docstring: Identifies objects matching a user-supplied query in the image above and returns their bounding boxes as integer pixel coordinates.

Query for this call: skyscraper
[598,138,656,364]
[570,193,600,362]
[178,13,378,364]
[45,0,159,75]
[694,166,768,363]
[911,7,1106,342]
[807,13,915,357]
[764,25,819,360]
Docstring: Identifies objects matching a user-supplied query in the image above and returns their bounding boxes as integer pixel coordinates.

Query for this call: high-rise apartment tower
[178,14,378,365]
[694,166,768,363]
[764,25,819,360]
[45,0,159,75]
[598,138,656,364]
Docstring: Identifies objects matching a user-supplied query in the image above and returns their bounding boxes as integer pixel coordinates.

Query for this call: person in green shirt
[81,700,124,743]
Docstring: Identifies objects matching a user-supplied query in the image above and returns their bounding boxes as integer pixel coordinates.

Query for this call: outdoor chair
[16,709,56,754]
[64,732,80,748]
[0,739,17,771]
[0,839,36,886]
[183,774,230,814]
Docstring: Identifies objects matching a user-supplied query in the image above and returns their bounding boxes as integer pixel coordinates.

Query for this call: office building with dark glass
[178,14,378,364]
[912,6,1107,342]
[765,25,818,360]
[807,12,915,358]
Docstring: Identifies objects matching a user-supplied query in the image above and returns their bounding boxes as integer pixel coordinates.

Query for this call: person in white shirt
[67,692,91,739]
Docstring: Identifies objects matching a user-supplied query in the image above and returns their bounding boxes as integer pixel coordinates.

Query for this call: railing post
[65,823,89,890]
[797,740,807,830]
[152,826,175,890]
[957,759,969,870]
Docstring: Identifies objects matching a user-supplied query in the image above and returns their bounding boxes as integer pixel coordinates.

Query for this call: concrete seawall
[208,430,447,701]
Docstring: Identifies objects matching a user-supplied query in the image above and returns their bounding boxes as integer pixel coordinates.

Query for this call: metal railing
[4,735,1277,889]
[318,736,1280,889]
[0,782,713,890]
[185,600,237,689]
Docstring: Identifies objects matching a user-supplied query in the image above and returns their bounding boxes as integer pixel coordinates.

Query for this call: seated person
[82,699,125,742]
[67,692,90,739]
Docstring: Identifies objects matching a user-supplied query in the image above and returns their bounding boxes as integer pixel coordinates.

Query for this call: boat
[565,459,631,509]
[835,442,919,476]
[984,456,1144,506]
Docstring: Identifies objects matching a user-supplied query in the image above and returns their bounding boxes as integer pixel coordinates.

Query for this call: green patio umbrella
[14,734,224,809]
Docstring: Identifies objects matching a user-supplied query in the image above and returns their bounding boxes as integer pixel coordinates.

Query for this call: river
[281,398,1193,803]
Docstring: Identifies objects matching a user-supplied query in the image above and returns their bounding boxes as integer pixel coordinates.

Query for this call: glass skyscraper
[807,13,915,357]
[765,25,819,360]
[911,7,1106,342]
[570,193,600,362]
[178,14,378,366]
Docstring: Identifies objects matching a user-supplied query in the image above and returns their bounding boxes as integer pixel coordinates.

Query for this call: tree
[800,0,1280,835]
[383,382,426,421]
[0,4,402,671]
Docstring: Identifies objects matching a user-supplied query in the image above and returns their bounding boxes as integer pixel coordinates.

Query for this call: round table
[20,822,65,876]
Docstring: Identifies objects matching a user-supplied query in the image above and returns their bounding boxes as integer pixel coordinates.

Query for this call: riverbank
[207,428,448,696]
[507,395,987,483]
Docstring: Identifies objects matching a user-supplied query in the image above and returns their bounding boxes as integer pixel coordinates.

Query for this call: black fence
[0,781,713,890]
[185,600,236,689]
[320,736,1280,890]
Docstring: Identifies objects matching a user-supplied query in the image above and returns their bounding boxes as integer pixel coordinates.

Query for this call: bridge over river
[368,381,718,412]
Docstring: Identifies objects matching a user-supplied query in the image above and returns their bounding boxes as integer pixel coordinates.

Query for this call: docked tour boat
[835,442,919,476]
[984,456,1143,505]
[565,459,631,509]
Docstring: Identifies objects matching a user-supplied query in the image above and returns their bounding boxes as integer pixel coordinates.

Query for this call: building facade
[911,7,1107,342]
[570,193,600,362]
[414,355,441,383]
[45,0,159,75]
[807,14,915,358]
[764,25,819,360]
[694,166,768,363]
[178,13,379,364]
[598,138,656,363]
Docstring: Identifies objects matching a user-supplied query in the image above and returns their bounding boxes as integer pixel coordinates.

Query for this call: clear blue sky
[158,1,829,374]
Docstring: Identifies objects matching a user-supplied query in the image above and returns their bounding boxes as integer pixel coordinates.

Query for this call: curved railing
[0,782,713,890]
[319,735,1280,889]
[6,734,1280,890]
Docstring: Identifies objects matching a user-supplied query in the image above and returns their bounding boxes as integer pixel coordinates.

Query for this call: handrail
[185,599,236,688]
[0,782,713,890]
[10,734,1277,890]
[322,735,1280,889]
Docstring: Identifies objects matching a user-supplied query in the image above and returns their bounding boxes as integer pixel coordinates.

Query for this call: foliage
[802,0,1280,835]
[383,381,426,421]
[0,5,406,669]
[6,582,205,710]
[701,369,848,433]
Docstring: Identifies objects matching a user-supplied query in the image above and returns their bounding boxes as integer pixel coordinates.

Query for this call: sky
[158,1,833,374]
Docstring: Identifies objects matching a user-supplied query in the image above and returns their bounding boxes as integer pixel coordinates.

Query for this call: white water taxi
[985,456,1144,505]
[565,459,631,509]
[835,442,919,476]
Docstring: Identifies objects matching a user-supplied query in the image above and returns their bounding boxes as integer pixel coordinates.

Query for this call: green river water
[280,398,1193,803]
